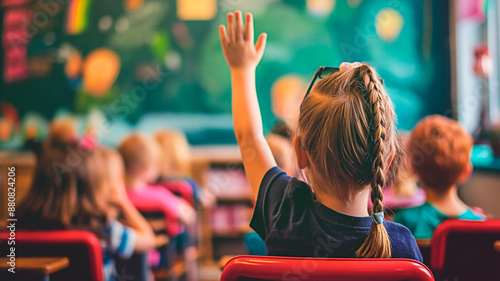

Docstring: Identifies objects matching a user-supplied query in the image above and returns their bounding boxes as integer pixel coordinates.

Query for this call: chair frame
[430,219,500,280]
[0,230,104,281]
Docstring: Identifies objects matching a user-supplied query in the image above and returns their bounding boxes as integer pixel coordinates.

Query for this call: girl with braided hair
[219,11,422,260]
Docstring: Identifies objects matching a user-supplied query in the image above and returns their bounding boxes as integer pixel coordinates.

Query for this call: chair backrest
[220,255,434,281]
[0,230,104,281]
[430,219,500,281]
[128,198,183,237]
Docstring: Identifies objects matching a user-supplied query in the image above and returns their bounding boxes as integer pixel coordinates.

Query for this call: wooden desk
[0,257,69,281]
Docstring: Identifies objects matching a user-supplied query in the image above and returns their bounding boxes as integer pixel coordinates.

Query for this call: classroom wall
[1,0,452,146]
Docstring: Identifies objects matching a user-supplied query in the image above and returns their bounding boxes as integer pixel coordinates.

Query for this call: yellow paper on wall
[177,0,216,21]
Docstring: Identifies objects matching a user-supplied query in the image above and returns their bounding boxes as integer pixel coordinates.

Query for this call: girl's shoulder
[384,220,415,238]
[384,220,423,261]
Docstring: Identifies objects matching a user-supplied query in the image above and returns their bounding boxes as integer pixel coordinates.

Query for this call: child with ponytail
[219,11,422,260]
[18,133,156,281]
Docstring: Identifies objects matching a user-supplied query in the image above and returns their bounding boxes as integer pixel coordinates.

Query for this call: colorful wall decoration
[0,0,452,145]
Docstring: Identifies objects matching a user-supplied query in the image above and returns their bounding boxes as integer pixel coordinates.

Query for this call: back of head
[154,130,191,178]
[118,133,160,181]
[298,64,401,258]
[48,118,78,144]
[408,115,472,191]
[18,136,108,237]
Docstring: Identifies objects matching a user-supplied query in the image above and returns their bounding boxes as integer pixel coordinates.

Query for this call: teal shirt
[394,202,485,240]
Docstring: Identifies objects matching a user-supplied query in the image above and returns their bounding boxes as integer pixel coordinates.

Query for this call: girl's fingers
[219,25,229,49]
[235,10,244,42]
[255,33,267,57]
[244,13,254,43]
[227,13,235,43]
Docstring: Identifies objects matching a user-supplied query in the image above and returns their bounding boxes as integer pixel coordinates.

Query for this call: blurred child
[100,146,170,243]
[266,133,296,177]
[155,130,215,208]
[155,130,192,179]
[119,133,198,280]
[270,75,306,139]
[100,147,169,280]
[118,133,195,235]
[392,134,420,198]
[394,115,485,239]
[18,135,156,281]
[219,11,421,259]
[369,134,426,212]
[154,130,195,206]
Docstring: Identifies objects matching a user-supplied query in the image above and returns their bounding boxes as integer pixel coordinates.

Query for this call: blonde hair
[154,130,192,178]
[298,64,401,258]
[118,133,159,176]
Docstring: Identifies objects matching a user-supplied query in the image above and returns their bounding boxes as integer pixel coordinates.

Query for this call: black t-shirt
[250,167,423,261]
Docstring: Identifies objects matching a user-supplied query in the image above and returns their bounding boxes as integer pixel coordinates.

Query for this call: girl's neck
[311,175,370,217]
[423,184,468,217]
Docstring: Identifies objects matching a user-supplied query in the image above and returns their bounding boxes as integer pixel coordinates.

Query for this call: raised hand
[220,11,277,197]
[219,11,267,71]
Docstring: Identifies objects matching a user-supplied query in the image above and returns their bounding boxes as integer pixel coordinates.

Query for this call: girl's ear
[293,135,309,169]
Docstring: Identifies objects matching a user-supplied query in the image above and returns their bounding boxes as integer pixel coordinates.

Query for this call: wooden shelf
[191,145,242,164]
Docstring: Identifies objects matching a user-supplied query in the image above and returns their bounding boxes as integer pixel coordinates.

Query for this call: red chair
[430,219,500,281]
[128,198,183,237]
[159,180,195,206]
[220,255,434,281]
[0,230,104,281]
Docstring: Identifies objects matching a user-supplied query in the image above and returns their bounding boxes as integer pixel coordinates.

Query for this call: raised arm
[219,11,276,196]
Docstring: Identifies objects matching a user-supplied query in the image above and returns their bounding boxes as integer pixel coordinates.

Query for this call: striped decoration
[66,0,91,35]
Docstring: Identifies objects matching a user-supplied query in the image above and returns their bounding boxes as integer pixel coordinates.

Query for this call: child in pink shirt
[118,133,195,236]
[119,133,197,280]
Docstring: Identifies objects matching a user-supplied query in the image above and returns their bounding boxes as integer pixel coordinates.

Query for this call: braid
[366,71,386,213]
[356,67,392,258]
